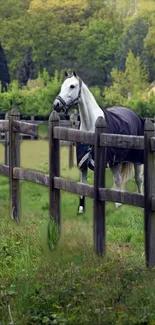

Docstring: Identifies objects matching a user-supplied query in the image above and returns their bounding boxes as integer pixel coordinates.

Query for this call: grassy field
[0,139,155,325]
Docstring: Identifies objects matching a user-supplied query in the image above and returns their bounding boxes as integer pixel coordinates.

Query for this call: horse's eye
[70,85,75,89]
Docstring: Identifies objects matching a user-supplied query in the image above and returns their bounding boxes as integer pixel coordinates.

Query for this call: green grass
[0,141,155,325]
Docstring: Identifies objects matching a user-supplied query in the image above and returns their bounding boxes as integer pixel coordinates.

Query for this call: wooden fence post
[94,116,107,255]
[69,120,75,169]
[5,112,10,165]
[144,119,155,267]
[9,108,20,221]
[49,111,61,230]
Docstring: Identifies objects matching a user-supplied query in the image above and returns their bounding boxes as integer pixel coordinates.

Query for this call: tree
[104,50,149,104]
[116,18,149,71]
[0,0,155,83]
[77,19,122,85]
[0,0,30,79]
[125,50,148,94]
[0,0,26,19]
[143,9,155,81]
[0,42,10,91]
[29,0,88,24]
[18,47,35,87]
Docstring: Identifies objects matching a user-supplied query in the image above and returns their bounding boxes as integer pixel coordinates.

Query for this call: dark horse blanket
[76,107,145,171]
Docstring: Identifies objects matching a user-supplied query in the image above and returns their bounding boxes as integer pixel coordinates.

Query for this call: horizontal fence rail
[53,127,155,152]
[150,137,155,152]
[100,134,144,150]
[54,177,94,198]
[99,188,144,208]
[13,120,38,136]
[13,167,49,187]
[0,120,9,132]
[0,164,9,176]
[54,126,94,145]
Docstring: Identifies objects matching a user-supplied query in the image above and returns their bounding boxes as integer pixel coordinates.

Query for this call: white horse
[53,71,143,214]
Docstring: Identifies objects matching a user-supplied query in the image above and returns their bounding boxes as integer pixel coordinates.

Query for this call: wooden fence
[0,109,155,267]
[48,111,155,268]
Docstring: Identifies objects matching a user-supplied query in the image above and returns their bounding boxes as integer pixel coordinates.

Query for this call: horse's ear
[64,71,69,78]
[73,70,77,77]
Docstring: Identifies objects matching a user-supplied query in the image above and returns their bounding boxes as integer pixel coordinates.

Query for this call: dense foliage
[0,70,64,115]
[0,0,155,116]
[0,65,154,117]
[0,0,155,84]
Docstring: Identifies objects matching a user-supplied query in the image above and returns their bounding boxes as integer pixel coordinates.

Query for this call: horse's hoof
[77,206,84,215]
[115,202,122,209]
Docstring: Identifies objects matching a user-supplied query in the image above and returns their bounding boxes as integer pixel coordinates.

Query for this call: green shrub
[127,94,155,117]
[0,68,154,118]
[0,70,64,116]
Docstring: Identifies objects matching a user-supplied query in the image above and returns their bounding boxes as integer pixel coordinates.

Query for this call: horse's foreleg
[111,164,123,208]
[77,168,88,214]
[134,164,143,194]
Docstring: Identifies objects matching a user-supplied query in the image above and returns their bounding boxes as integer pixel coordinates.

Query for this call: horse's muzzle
[53,99,63,112]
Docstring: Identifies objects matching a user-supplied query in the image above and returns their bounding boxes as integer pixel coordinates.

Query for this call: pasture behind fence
[0,109,155,267]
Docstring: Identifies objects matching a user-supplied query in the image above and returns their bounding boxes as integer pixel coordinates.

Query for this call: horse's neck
[78,83,104,132]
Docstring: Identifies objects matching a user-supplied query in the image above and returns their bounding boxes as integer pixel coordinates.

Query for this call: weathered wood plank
[69,142,74,168]
[21,119,47,125]
[0,164,9,176]
[0,163,146,210]
[144,119,155,267]
[0,120,9,132]
[54,126,94,145]
[17,119,79,128]
[54,177,94,198]
[150,137,155,152]
[99,188,144,208]
[60,140,72,146]
[13,167,49,186]
[49,111,61,231]
[13,120,38,136]
[5,112,9,165]
[151,197,155,211]
[100,133,144,150]
[9,108,20,222]
[54,177,143,208]
[94,117,107,255]
[69,120,74,169]
[59,120,70,127]
[60,120,79,128]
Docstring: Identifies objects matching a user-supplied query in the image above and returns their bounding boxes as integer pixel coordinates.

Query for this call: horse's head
[53,71,82,114]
